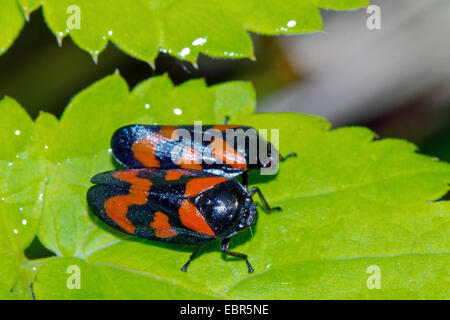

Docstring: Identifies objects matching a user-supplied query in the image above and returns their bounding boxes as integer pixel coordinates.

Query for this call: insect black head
[246,138,280,173]
[194,180,255,239]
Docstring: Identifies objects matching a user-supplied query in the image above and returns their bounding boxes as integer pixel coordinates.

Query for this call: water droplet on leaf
[287,20,297,28]
[179,47,191,58]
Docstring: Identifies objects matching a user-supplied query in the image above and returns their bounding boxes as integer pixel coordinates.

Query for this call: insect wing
[111,125,257,177]
[87,169,222,244]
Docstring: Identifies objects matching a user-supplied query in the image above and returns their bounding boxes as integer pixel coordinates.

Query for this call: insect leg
[242,172,248,191]
[279,152,297,162]
[181,245,204,272]
[220,238,254,273]
[248,187,282,212]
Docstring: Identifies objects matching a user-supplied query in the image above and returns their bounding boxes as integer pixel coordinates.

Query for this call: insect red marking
[160,126,178,139]
[179,200,215,237]
[208,137,246,170]
[184,177,228,197]
[150,211,177,238]
[165,169,191,181]
[104,170,152,234]
[131,134,163,167]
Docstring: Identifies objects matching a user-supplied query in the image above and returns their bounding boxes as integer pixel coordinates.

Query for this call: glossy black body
[87,168,257,245]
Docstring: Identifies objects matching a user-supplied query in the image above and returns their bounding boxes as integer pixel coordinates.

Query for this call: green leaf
[33,257,213,299]
[0,255,19,299]
[2,0,369,62]
[225,253,450,299]
[0,97,46,299]
[0,0,24,55]
[1,74,449,299]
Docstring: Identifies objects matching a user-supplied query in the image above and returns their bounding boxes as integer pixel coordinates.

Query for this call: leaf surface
[0,97,46,299]
[0,74,441,299]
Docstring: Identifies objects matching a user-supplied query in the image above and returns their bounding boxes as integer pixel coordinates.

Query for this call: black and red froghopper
[87,124,295,272]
